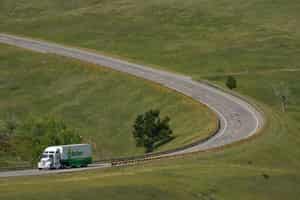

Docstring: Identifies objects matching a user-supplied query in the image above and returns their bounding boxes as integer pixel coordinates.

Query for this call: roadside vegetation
[0,44,216,168]
[225,76,237,90]
[0,116,82,165]
[133,109,173,153]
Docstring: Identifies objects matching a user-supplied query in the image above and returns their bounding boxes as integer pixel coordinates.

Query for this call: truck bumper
[38,162,51,169]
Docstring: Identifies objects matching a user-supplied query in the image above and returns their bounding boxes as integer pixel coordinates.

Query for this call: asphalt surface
[0,33,264,177]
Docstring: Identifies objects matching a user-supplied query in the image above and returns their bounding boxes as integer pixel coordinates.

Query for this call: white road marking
[0,33,264,177]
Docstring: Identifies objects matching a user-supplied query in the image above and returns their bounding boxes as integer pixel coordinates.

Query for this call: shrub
[226,76,237,90]
[132,109,173,153]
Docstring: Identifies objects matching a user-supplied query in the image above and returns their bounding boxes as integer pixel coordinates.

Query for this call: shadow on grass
[153,136,176,150]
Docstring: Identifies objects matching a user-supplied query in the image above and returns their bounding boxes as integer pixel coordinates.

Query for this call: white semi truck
[38,144,92,170]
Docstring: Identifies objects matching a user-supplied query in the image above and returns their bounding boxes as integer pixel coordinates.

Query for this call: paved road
[0,33,264,177]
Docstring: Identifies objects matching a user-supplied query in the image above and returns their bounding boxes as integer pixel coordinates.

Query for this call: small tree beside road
[132,109,173,153]
[226,76,237,90]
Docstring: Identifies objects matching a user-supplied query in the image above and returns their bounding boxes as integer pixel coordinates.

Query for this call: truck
[38,144,92,170]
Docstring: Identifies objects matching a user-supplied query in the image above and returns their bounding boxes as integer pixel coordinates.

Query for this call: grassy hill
[0,0,300,199]
[1,69,299,200]
[0,44,216,168]
[0,0,299,76]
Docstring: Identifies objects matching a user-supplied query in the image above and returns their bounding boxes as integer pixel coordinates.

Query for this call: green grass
[0,0,300,76]
[0,44,216,167]
[1,71,299,200]
[0,0,300,199]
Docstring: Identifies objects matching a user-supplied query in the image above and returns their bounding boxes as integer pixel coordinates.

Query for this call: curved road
[0,33,264,177]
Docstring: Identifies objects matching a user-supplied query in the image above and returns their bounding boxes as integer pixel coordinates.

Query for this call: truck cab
[38,147,62,170]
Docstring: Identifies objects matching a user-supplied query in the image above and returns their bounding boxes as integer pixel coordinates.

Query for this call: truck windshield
[41,154,48,158]
[41,154,54,159]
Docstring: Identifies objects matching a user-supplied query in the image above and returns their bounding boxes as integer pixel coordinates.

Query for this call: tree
[0,114,18,136]
[132,110,173,153]
[226,76,237,90]
[0,116,18,154]
[17,116,82,164]
[0,120,12,153]
[272,82,290,112]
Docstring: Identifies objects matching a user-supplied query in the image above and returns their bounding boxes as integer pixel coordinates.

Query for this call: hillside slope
[0,44,216,167]
[0,0,299,76]
[0,0,300,199]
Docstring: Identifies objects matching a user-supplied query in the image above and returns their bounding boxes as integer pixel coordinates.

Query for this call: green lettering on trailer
[67,149,83,158]
[61,157,92,167]
[71,150,83,156]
